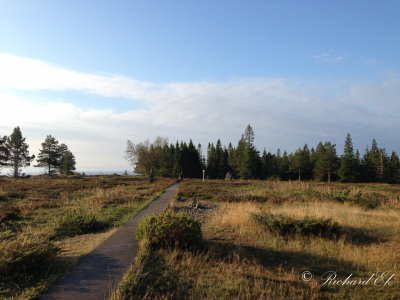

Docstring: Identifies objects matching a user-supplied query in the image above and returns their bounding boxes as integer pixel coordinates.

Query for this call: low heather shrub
[136,212,202,250]
[252,213,339,238]
[0,239,59,280]
[54,209,108,238]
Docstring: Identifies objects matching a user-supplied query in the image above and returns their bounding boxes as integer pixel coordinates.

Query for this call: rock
[190,197,198,209]
[225,171,234,181]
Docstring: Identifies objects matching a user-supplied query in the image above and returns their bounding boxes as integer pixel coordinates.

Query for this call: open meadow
[114,179,400,300]
[0,175,176,299]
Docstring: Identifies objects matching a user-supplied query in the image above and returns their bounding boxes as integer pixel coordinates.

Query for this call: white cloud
[1,53,400,172]
[312,52,347,63]
[0,53,153,99]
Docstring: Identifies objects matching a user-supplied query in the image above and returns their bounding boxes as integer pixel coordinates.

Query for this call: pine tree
[35,135,61,175]
[58,143,76,175]
[4,127,35,177]
[0,135,8,173]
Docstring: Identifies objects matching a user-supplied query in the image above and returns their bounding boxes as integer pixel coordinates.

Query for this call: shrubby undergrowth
[54,209,109,238]
[0,239,59,281]
[252,212,339,238]
[136,212,202,250]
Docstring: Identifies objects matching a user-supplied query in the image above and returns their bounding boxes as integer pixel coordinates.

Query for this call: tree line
[125,125,400,183]
[0,127,76,177]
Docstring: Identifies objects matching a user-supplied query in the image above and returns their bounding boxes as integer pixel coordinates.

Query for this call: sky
[0,0,399,173]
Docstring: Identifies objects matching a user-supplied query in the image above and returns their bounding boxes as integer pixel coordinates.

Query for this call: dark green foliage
[58,143,76,175]
[0,239,59,280]
[127,127,397,183]
[35,135,61,175]
[136,212,202,249]
[389,151,400,183]
[252,213,339,238]
[313,142,339,182]
[338,133,358,182]
[0,135,8,172]
[240,144,261,179]
[54,209,109,238]
[125,137,168,182]
[4,127,35,178]
[332,190,381,209]
[206,140,230,179]
[290,145,312,181]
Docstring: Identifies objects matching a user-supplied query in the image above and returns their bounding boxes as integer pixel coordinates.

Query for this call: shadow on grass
[202,239,366,278]
[338,225,383,245]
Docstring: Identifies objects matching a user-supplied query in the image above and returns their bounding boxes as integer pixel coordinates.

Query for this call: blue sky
[0,1,400,172]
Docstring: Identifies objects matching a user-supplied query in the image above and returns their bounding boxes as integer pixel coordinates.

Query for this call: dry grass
[114,179,400,300]
[0,175,176,299]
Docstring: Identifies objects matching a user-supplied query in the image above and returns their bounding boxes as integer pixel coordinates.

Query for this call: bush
[54,209,108,238]
[333,190,381,209]
[252,213,339,237]
[0,239,59,280]
[136,212,202,249]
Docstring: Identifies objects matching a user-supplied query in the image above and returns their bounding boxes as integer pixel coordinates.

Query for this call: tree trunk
[328,170,331,182]
[298,168,301,181]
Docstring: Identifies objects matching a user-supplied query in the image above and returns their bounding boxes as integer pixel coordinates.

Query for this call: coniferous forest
[144,125,400,183]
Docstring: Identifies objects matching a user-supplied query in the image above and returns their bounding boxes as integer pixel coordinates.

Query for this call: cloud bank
[1,53,399,172]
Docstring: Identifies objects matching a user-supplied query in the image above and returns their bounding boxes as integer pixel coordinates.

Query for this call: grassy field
[0,175,176,299]
[114,179,400,300]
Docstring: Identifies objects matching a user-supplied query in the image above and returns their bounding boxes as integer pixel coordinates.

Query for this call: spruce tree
[313,142,338,182]
[291,145,311,181]
[239,125,261,179]
[278,151,290,180]
[58,143,76,175]
[389,151,400,183]
[338,133,356,182]
[4,127,35,177]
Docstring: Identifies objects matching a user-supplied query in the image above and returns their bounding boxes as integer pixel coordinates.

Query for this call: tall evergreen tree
[228,135,246,177]
[278,151,290,180]
[35,135,61,175]
[389,151,400,183]
[291,145,311,181]
[313,142,338,182]
[0,135,8,173]
[240,144,261,179]
[239,125,261,179]
[338,133,357,182]
[4,127,35,178]
[244,124,255,145]
[58,143,76,175]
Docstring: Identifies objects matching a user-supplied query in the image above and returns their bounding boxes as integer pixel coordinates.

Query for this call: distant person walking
[179,171,184,181]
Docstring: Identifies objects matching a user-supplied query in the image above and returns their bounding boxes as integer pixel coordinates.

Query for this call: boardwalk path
[40,183,180,300]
